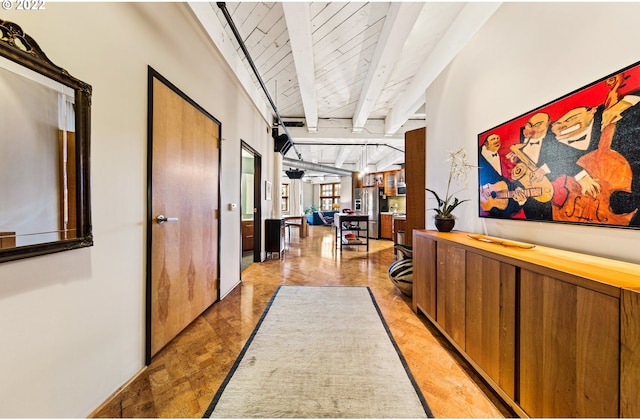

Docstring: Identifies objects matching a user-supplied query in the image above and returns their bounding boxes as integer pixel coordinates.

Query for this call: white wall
[0,3,273,417]
[340,176,353,210]
[0,67,60,245]
[302,180,315,212]
[425,2,640,264]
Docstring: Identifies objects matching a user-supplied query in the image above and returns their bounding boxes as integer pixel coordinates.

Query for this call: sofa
[306,211,336,225]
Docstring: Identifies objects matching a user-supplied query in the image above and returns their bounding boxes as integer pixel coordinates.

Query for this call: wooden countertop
[415,230,640,295]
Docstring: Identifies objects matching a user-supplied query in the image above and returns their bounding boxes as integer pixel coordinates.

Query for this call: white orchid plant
[426,148,475,219]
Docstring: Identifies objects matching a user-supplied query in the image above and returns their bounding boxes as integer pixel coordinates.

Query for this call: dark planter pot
[434,217,455,232]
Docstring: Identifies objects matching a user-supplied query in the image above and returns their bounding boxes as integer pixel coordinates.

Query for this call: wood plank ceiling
[189,2,500,180]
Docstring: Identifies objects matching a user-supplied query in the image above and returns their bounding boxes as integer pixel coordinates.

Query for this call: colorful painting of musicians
[478,61,640,228]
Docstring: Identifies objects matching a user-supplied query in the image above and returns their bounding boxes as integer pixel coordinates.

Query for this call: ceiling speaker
[274,133,292,155]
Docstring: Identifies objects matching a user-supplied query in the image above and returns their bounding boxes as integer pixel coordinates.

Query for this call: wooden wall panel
[520,269,619,418]
[404,127,425,246]
[436,242,466,348]
[412,232,436,318]
[465,252,516,398]
[621,289,640,418]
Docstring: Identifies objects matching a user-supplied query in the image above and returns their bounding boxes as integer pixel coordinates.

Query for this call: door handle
[156,215,179,224]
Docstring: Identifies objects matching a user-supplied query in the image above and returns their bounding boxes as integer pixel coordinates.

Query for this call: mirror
[0,19,92,263]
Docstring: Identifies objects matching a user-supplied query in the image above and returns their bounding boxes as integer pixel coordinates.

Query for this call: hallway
[93,226,511,418]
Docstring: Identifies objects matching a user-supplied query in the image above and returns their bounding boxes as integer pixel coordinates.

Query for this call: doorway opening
[241,142,261,274]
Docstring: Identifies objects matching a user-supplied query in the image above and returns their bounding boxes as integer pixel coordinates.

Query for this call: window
[281,183,289,212]
[320,183,340,211]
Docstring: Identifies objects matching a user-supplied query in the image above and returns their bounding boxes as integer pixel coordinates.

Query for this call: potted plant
[426,148,475,232]
[304,205,319,215]
[304,205,319,224]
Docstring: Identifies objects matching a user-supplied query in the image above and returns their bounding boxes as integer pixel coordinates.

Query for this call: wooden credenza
[413,230,640,418]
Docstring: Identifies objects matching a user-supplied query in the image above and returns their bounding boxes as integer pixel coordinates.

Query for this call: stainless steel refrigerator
[353,187,389,239]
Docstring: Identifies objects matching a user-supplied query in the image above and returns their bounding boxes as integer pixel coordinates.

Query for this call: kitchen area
[354,169,407,249]
[348,127,426,255]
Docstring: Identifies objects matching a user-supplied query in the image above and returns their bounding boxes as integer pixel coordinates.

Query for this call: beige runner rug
[204,285,432,418]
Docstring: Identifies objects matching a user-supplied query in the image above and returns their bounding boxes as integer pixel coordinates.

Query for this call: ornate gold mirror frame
[0,19,92,263]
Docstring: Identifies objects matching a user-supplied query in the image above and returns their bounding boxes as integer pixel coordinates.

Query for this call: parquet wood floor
[92,226,513,418]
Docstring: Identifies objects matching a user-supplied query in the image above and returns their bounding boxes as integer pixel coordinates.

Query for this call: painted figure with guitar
[478,133,527,217]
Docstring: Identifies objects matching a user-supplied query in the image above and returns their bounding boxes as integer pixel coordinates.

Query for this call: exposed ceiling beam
[187,2,272,125]
[214,2,303,159]
[308,143,320,164]
[334,146,350,168]
[384,2,502,135]
[352,2,423,133]
[362,144,391,172]
[282,2,318,133]
[375,150,404,172]
[366,144,387,164]
[284,118,424,142]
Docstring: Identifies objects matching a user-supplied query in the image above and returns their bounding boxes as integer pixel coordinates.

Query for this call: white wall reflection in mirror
[0,56,76,247]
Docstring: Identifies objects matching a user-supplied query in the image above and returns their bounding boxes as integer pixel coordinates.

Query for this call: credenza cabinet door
[413,233,436,318]
[621,289,640,418]
[436,242,466,349]
[465,252,516,399]
[519,269,620,418]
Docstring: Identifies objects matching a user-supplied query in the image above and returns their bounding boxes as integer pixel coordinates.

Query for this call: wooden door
[148,73,220,359]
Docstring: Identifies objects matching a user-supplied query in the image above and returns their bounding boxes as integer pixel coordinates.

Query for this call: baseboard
[220,280,242,300]
[87,366,147,418]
